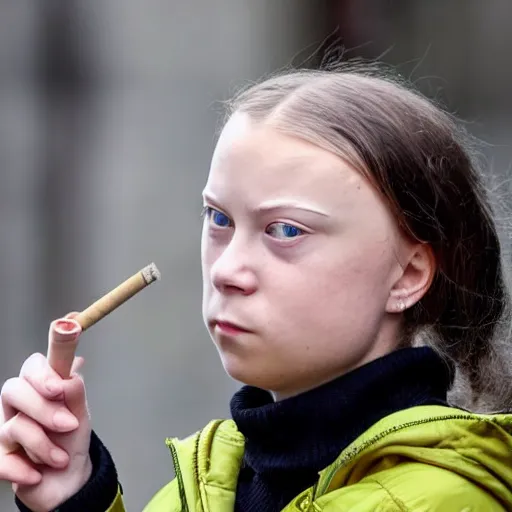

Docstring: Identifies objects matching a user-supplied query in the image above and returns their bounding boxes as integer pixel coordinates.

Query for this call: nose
[210,235,258,295]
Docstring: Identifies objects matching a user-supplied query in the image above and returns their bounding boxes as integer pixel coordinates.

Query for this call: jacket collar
[167,405,512,511]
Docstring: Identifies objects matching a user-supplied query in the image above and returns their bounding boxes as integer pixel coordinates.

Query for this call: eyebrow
[202,192,329,218]
[254,199,330,217]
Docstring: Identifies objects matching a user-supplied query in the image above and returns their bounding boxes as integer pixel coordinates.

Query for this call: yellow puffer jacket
[106,405,512,511]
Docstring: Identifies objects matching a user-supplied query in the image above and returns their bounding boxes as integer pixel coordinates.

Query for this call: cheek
[272,240,395,329]
[201,225,228,265]
[201,232,215,318]
[201,230,214,287]
[201,225,218,267]
[328,241,395,304]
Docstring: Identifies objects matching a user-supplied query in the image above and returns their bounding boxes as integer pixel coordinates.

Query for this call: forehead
[206,113,367,209]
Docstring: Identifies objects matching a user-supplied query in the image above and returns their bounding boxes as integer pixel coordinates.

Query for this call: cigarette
[47,263,161,378]
[75,262,161,331]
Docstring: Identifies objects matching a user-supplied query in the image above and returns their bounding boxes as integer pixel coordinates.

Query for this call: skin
[0,316,91,512]
[202,112,435,399]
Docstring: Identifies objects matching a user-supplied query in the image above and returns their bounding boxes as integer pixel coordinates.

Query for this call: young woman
[3,64,512,511]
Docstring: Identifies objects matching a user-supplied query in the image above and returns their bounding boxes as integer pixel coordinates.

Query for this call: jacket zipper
[193,431,201,499]
[166,438,190,512]
[316,414,475,497]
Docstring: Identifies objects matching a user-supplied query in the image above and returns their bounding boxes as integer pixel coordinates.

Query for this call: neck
[231,346,452,512]
[231,345,452,476]
[271,325,405,401]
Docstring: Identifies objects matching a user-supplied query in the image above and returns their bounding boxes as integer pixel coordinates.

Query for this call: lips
[213,319,251,335]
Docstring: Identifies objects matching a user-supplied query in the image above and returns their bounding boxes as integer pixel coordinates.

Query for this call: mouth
[213,319,251,336]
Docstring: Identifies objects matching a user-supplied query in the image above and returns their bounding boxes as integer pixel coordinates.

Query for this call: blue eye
[203,206,232,228]
[213,211,230,227]
[266,222,304,239]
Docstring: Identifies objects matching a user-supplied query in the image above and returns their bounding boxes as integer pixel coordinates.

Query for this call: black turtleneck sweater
[230,346,453,512]
[16,346,452,512]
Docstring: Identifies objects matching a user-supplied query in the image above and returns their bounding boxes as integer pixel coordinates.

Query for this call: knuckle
[2,414,49,459]
[0,419,13,442]
[19,353,46,377]
[24,372,49,394]
[13,414,62,463]
[0,413,21,443]
[9,413,38,439]
[27,352,45,363]
[12,411,30,428]
[1,378,19,400]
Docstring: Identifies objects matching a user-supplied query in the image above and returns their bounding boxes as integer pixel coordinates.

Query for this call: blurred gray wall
[1,1,511,510]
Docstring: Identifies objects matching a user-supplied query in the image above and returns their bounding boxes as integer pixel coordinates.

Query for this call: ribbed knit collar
[230,346,452,477]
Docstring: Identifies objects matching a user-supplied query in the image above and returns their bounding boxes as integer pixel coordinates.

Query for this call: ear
[386,243,436,313]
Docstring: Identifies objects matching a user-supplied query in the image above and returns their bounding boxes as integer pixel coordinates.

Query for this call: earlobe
[386,244,436,313]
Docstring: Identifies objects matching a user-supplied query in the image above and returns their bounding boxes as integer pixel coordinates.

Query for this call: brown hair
[225,62,512,412]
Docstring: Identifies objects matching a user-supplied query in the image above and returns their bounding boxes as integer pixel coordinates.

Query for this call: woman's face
[201,113,411,399]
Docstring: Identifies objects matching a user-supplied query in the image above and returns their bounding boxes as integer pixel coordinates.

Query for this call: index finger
[0,354,60,424]
[19,353,84,403]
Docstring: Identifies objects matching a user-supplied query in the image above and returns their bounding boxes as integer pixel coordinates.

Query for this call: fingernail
[53,410,79,430]
[50,448,68,464]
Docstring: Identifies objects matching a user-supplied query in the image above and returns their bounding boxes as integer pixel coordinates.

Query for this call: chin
[221,358,254,385]
[221,356,268,389]
[221,357,293,394]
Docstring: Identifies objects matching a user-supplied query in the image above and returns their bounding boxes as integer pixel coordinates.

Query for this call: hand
[0,315,93,512]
